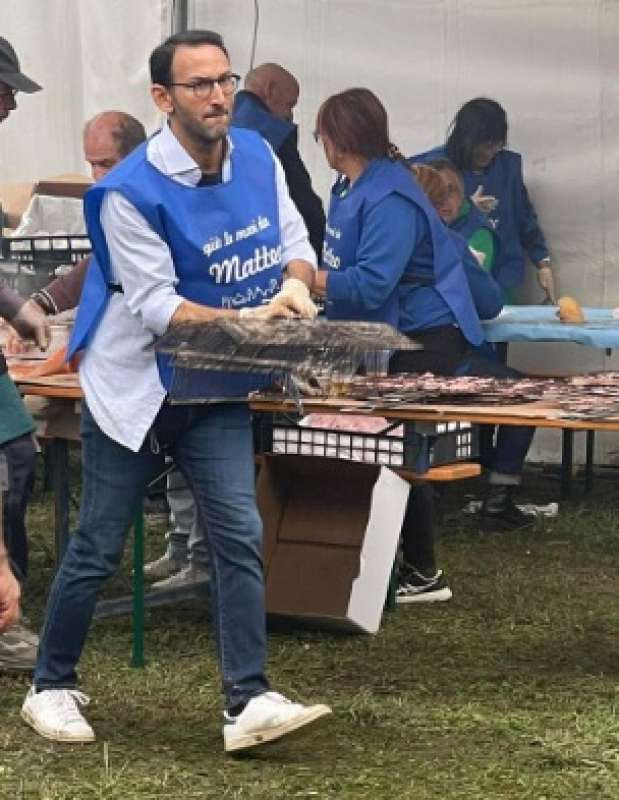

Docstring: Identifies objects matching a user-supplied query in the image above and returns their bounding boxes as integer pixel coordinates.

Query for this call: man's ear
[263,80,276,107]
[151,84,174,115]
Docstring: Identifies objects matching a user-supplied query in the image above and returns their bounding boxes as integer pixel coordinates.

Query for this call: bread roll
[557,296,585,323]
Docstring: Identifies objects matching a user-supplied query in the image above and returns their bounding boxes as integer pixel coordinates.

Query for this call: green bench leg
[131,505,145,668]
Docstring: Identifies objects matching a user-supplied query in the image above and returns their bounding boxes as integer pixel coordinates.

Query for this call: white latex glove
[537,264,556,304]
[9,300,50,350]
[469,246,486,267]
[270,277,318,320]
[239,303,295,321]
[470,185,499,214]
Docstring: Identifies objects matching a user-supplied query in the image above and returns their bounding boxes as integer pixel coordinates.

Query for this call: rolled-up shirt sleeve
[270,147,317,269]
[101,191,183,335]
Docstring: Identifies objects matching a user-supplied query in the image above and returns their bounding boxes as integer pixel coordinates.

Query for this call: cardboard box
[0,181,35,229]
[258,454,410,634]
[0,174,91,232]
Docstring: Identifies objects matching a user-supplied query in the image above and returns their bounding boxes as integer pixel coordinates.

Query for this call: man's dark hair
[316,88,390,160]
[149,30,229,86]
[445,97,508,170]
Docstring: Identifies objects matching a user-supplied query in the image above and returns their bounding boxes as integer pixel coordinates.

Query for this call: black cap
[0,36,41,93]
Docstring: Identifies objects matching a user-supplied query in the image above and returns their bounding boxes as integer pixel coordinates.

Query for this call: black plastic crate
[254,413,479,474]
[0,234,91,270]
[0,234,91,295]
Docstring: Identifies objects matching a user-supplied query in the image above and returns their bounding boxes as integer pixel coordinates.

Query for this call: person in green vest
[0,35,48,671]
[430,158,500,277]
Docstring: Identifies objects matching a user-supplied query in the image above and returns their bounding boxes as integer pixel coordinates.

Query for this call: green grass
[1,468,619,799]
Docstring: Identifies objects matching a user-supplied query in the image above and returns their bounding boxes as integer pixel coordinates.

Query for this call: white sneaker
[21,687,95,743]
[223,691,332,753]
[151,564,209,591]
[143,553,187,580]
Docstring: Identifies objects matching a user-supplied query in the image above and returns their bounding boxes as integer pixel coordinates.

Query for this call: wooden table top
[13,377,619,433]
[249,396,619,433]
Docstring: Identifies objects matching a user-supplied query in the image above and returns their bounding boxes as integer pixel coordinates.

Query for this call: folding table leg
[561,430,574,500]
[585,430,595,494]
[131,505,145,668]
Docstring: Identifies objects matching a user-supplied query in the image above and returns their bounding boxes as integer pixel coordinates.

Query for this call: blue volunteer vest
[451,201,500,263]
[232,90,294,153]
[68,127,283,399]
[411,146,547,290]
[322,158,483,345]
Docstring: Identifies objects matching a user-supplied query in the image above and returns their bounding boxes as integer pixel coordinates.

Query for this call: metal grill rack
[156,318,420,402]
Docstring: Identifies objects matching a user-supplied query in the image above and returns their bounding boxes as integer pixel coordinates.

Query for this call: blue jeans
[34,402,269,708]
[456,353,534,477]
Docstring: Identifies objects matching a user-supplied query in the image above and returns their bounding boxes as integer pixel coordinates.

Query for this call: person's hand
[269,278,318,319]
[4,328,31,355]
[471,185,499,214]
[0,558,20,632]
[469,246,486,267]
[537,263,556,304]
[239,303,296,321]
[9,300,50,350]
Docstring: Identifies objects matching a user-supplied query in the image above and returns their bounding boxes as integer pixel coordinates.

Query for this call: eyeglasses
[167,73,241,100]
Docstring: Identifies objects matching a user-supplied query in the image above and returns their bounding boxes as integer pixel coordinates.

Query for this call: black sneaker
[396,566,453,605]
[480,485,536,532]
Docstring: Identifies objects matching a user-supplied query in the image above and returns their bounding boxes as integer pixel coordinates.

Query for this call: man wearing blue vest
[233,63,325,258]
[21,29,330,752]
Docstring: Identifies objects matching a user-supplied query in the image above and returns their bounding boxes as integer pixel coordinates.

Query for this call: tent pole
[172,0,189,34]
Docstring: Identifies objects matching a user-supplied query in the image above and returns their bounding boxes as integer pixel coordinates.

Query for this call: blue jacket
[233,90,325,257]
[323,158,483,345]
[449,229,503,320]
[233,90,294,152]
[410,146,549,290]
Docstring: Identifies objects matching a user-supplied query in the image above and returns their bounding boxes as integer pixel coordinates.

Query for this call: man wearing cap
[0,35,49,671]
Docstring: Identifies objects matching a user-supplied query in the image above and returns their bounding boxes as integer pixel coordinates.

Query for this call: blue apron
[323,158,483,345]
[451,201,500,263]
[69,127,283,399]
[411,146,548,290]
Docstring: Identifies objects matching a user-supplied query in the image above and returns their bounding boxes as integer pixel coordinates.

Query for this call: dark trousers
[393,327,535,573]
[1,433,37,582]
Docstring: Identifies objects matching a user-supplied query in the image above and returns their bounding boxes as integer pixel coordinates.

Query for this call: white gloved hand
[270,277,318,319]
[239,303,295,321]
[471,185,499,214]
[468,246,486,267]
[537,263,556,304]
[9,300,50,350]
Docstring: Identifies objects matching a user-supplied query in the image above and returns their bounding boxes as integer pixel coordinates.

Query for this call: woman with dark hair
[311,91,536,603]
[311,89,527,605]
[411,97,555,304]
[312,88,483,374]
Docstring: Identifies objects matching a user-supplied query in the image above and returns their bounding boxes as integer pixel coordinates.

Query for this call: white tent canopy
[1,0,618,463]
